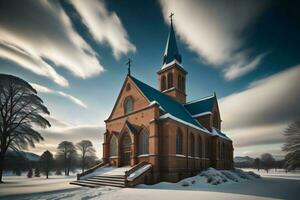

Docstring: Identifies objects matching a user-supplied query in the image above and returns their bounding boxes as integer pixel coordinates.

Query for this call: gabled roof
[212,128,231,141]
[184,95,216,116]
[125,120,138,135]
[163,21,182,66]
[130,76,207,132]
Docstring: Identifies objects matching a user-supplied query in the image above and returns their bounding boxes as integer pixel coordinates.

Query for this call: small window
[177,75,182,90]
[126,83,131,91]
[176,128,183,154]
[161,75,166,91]
[124,96,133,114]
[167,73,173,89]
[138,128,149,155]
[110,135,117,157]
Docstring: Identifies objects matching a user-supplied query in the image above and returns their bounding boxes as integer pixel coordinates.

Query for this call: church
[100,17,234,185]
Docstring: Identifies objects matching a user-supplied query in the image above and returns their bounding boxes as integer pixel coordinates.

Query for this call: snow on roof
[131,76,207,131]
[212,128,231,141]
[130,76,231,140]
[184,95,216,116]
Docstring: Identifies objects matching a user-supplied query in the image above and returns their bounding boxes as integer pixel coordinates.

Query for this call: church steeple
[163,13,182,65]
[158,13,187,104]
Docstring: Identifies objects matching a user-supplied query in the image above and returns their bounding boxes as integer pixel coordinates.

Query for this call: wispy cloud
[159,0,269,80]
[30,83,87,108]
[219,65,300,156]
[57,91,87,109]
[0,0,135,86]
[70,0,136,59]
[32,116,104,157]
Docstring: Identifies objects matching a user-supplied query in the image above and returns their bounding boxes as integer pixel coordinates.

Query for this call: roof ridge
[185,94,215,105]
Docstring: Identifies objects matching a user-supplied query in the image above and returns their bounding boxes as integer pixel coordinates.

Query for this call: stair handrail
[125,161,148,181]
[77,161,108,180]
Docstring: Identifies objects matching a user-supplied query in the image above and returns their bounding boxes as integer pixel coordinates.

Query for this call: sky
[0,0,299,159]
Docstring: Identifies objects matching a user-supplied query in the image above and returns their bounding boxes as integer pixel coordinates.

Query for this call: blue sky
[0,0,299,158]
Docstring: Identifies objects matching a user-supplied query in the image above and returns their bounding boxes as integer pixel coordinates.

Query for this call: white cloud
[224,52,269,81]
[32,116,105,157]
[57,91,87,109]
[70,0,136,59]
[159,0,269,80]
[30,82,87,108]
[219,65,300,157]
[0,0,134,86]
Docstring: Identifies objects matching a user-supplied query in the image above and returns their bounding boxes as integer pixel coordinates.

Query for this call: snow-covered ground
[0,168,299,200]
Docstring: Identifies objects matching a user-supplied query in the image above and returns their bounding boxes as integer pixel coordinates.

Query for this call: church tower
[157,14,187,104]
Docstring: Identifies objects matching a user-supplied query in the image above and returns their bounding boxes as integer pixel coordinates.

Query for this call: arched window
[167,73,173,89]
[176,128,183,154]
[189,134,195,157]
[198,137,202,158]
[124,96,133,114]
[161,75,166,91]
[138,128,149,155]
[177,75,182,90]
[110,135,117,157]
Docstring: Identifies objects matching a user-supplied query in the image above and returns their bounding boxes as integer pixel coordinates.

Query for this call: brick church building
[102,18,233,184]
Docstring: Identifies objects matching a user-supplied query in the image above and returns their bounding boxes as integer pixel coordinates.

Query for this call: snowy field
[0,168,299,200]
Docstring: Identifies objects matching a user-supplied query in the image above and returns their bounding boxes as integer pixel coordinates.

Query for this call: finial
[214,91,216,97]
[169,13,174,23]
[126,58,132,76]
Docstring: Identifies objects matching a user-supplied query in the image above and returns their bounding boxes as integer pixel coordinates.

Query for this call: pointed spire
[163,13,182,65]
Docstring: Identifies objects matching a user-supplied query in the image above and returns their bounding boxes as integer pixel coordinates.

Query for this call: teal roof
[130,76,206,131]
[184,95,216,116]
[125,120,138,135]
[163,21,182,65]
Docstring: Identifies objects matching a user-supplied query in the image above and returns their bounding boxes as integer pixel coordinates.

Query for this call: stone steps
[70,174,126,188]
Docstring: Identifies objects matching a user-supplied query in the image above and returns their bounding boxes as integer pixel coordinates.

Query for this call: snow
[159,113,210,134]
[191,111,212,118]
[1,168,299,200]
[127,164,151,181]
[80,166,131,179]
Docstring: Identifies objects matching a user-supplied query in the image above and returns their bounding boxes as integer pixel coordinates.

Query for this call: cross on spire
[126,58,132,76]
[169,13,174,23]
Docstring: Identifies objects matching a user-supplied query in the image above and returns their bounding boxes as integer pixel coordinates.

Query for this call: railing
[76,161,108,180]
[125,161,150,186]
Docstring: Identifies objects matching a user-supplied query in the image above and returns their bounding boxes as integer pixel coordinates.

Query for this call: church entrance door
[121,132,132,166]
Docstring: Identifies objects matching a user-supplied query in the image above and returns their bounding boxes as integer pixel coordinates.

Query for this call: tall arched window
[161,75,166,91]
[177,75,182,90]
[198,136,202,158]
[176,128,183,154]
[138,128,149,155]
[124,96,133,114]
[167,73,173,89]
[110,135,117,157]
[189,134,195,157]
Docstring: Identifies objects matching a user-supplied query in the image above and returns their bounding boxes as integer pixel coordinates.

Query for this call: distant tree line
[234,153,285,173]
[235,120,300,172]
[3,139,100,179]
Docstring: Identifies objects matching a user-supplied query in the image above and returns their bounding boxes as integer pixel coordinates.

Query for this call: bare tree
[56,141,77,176]
[0,74,50,183]
[253,158,261,171]
[40,150,54,179]
[261,153,275,173]
[76,140,96,173]
[282,120,300,170]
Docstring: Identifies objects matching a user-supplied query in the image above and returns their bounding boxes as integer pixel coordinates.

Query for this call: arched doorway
[121,132,132,166]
